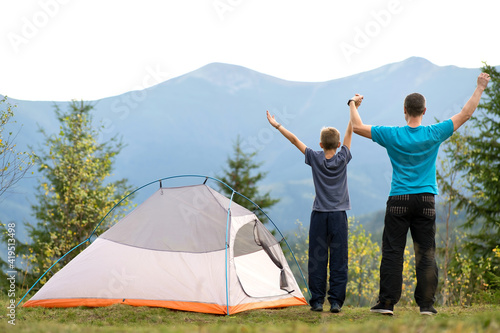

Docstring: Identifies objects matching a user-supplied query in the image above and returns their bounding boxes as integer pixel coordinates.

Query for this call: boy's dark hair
[320,127,340,150]
[404,93,426,117]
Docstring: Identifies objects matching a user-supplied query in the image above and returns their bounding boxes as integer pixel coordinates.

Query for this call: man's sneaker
[330,302,341,313]
[370,302,394,316]
[310,303,323,312]
[420,305,437,315]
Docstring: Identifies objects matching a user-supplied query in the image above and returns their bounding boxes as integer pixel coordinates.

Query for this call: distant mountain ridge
[0,57,486,241]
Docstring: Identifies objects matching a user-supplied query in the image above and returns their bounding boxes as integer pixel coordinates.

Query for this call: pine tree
[217,136,279,224]
[436,127,470,304]
[17,101,134,287]
[451,63,500,292]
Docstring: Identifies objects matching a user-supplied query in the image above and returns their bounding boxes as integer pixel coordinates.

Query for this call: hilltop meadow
[1,295,499,333]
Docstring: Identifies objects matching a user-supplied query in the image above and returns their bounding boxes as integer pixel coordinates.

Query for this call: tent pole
[224,190,235,316]
[16,239,89,307]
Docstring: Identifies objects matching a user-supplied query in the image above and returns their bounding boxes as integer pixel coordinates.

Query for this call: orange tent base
[23,297,308,315]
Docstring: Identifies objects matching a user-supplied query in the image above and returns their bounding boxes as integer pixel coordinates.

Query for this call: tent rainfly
[22,183,307,314]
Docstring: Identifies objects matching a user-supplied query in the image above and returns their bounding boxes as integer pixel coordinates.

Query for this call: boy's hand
[266,110,280,128]
[267,110,306,154]
[351,94,364,107]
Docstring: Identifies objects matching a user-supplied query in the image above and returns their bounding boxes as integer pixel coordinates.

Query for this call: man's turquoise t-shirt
[371,119,454,196]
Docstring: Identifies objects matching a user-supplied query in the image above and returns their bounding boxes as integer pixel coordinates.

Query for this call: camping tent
[22,183,307,314]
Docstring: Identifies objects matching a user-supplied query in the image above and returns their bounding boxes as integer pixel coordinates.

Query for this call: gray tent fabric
[101,185,242,252]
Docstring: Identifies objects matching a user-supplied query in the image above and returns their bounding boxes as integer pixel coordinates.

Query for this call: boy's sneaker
[370,302,394,316]
[420,305,437,315]
[310,303,323,312]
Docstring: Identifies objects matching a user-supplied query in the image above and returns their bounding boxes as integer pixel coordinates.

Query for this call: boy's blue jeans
[308,210,348,307]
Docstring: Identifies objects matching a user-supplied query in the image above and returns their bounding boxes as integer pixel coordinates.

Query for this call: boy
[266,102,357,312]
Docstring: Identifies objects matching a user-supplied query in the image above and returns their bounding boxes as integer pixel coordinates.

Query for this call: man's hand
[351,94,364,107]
[451,72,491,131]
[349,94,371,139]
[266,110,280,128]
[477,72,491,91]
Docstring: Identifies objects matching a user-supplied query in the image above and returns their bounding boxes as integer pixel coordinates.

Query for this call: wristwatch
[347,99,355,106]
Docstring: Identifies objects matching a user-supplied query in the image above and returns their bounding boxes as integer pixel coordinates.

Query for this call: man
[348,72,490,315]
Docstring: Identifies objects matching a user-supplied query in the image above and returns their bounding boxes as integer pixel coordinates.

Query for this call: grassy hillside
[2,295,499,333]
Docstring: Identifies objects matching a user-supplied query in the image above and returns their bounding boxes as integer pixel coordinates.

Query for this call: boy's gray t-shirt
[304,145,352,212]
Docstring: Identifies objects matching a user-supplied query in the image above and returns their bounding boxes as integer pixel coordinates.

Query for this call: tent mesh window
[233,220,292,297]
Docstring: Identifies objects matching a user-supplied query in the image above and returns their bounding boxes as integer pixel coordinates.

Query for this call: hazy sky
[1,0,499,101]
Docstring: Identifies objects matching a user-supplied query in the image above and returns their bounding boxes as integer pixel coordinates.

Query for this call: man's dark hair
[404,93,426,117]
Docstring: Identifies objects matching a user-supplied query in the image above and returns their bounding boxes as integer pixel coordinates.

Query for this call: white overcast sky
[1,0,499,101]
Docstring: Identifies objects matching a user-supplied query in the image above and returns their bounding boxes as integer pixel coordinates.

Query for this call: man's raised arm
[451,72,490,131]
[349,94,372,139]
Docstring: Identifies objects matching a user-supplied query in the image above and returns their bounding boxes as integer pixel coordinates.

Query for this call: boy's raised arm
[343,120,353,149]
[267,110,307,154]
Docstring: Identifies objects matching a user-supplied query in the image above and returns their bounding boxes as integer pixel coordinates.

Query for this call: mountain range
[0,57,486,241]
